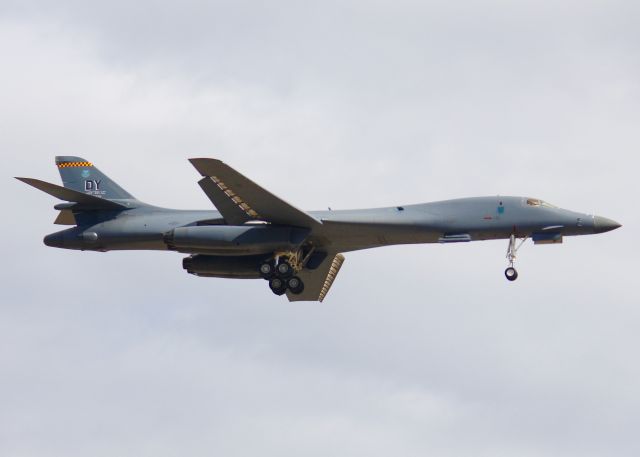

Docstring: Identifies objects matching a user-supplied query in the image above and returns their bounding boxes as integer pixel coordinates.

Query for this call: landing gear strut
[505,234,527,281]
[262,256,305,296]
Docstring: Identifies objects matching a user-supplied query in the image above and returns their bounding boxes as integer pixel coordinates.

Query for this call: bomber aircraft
[18,157,620,301]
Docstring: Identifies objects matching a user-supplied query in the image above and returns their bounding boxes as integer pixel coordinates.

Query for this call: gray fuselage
[43,196,616,254]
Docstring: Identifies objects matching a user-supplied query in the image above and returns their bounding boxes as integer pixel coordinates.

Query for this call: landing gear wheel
[504,234,527,282]
[259,262,274,279]
[276,261,293,278]
[269,277,287,295]
[287,276,305,295]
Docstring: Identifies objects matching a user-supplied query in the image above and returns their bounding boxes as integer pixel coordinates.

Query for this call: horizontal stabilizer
[189,158,321,228]
[16,177,127,210]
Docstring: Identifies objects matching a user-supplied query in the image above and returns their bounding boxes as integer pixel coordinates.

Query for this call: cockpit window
[526,198,556,208]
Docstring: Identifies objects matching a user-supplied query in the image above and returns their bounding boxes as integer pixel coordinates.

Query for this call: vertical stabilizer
[55,156,134,200]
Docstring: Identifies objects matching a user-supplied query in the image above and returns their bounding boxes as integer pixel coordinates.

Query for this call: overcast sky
[1,1,639,456]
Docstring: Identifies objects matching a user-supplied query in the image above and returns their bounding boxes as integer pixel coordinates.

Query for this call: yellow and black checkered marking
[57,161,93,168]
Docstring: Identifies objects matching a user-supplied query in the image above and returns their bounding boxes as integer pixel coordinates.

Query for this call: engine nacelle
[183,254,266,279]
[165,225,309,255]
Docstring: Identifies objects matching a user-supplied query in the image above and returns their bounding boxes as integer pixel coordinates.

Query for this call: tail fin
[56,156,134,200]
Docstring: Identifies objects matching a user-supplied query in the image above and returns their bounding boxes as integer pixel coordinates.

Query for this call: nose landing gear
[505,234,527,281]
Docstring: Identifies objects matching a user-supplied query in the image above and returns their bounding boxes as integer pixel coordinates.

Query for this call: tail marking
[57,161,93,168]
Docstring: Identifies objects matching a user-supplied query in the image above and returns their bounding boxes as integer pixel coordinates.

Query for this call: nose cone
[594,216,622,234]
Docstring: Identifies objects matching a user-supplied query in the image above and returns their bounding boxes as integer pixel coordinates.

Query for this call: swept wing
[189,158,321,228]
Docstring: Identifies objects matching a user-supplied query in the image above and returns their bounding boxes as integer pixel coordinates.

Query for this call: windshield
[526,198,556,208]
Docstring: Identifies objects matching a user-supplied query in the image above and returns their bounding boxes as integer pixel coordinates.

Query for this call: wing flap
[189,158,321,228]
[287,253,345,302]
[197,177,253,225]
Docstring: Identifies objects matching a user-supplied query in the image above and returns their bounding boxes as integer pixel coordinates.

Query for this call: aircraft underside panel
[286,252,345,302]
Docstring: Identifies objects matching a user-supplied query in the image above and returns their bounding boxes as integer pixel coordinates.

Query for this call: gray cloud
[1,2,639,456]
